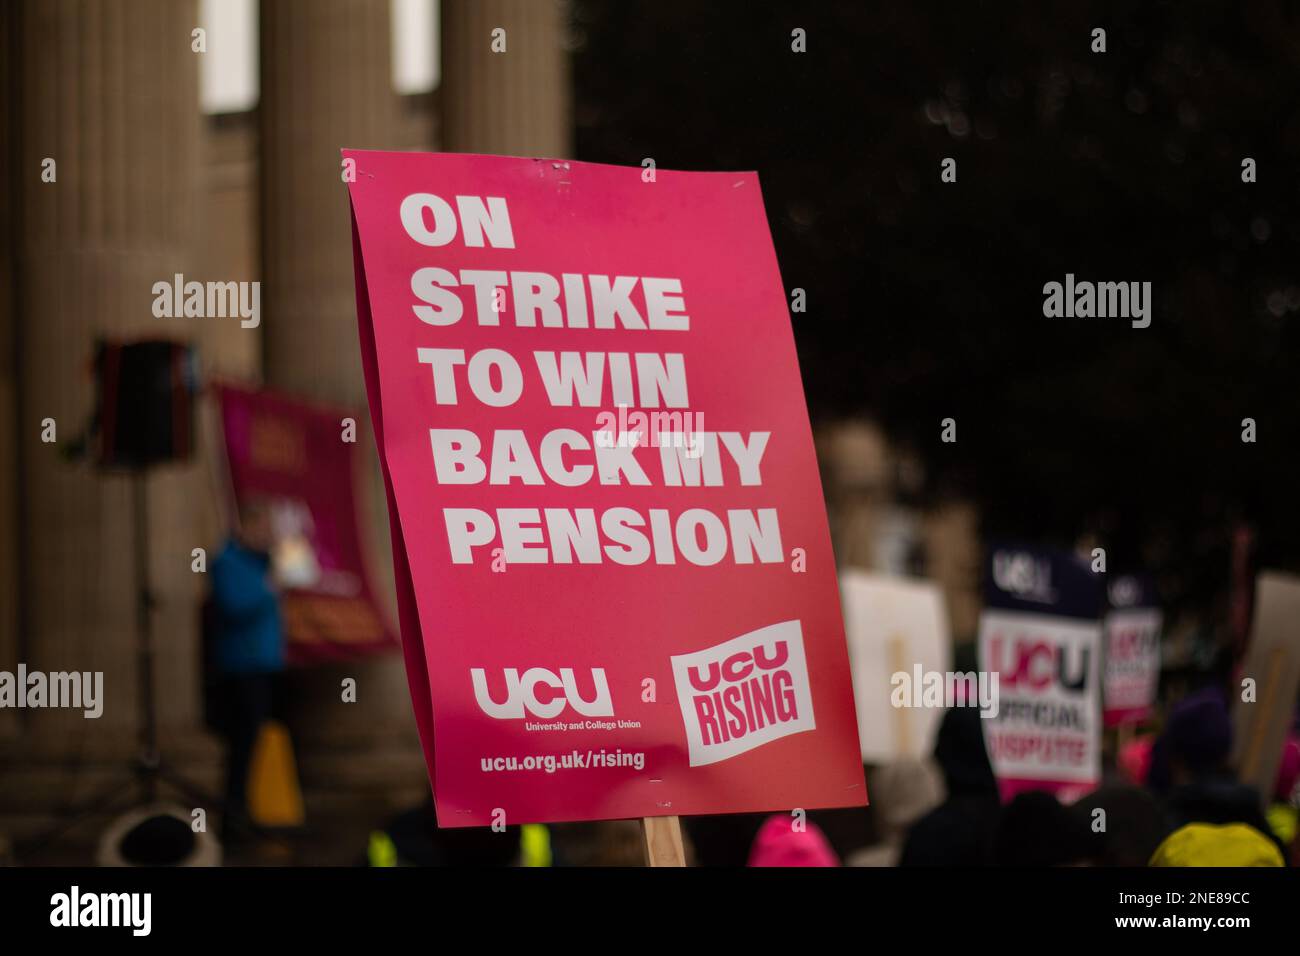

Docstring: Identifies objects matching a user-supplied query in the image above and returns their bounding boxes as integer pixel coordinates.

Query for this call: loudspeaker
[94,340,198,468]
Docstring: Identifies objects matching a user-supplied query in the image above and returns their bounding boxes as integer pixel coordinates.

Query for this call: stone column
[440,0,572,157]
[13,0,201,752]
[255,0,572,775]
[258,0,412,757]
[0,2,18,740]
[259,0,400,406]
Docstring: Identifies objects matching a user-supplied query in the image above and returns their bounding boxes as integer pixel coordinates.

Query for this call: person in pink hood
[1118,733,1155,786]
[1266,732,1300,851]
[747,814,840,867]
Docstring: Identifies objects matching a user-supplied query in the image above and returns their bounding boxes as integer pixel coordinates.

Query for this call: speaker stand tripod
[18,468,284,859]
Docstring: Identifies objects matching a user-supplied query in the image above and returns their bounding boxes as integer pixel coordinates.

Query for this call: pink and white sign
[346,150,866,826]
[1102,575,1161,727]
[978,544,1103,801]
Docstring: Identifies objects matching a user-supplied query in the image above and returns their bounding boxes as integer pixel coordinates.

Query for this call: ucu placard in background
[978,542,1103,801]
[471,667,613,719]
[670,621,815,766]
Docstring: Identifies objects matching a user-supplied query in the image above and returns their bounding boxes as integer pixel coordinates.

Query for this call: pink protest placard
[1102,575,1162,727]
[346,150,866,827]
[215,382,397,666]
[978,544,1103,803]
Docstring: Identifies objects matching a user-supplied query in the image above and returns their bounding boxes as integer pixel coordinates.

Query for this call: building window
[198,0,259,115]
[392,0,439,95]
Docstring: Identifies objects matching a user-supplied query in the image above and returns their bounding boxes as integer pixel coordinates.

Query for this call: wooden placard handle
[1238,646,1286,783]
[641,815,686,867]
[888,635,912,756]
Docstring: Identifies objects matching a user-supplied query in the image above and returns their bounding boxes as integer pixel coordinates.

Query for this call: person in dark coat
[1075,784,1171,866]
[209,498,285,840]
[994,790,1093,866]
[899,706,1002,866]
[1148,686,1286,858]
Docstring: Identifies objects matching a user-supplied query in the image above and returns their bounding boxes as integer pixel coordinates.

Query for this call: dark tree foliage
[571,0,1300,617]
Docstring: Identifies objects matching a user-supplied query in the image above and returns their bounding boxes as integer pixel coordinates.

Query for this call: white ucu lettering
[470,667,613,719]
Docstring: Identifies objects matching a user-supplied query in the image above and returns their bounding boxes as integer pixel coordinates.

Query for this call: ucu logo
[1110,626,1158,657]
[1108,577,1141,607]
[686,641,790,692]
[470,667,613,719]
[992,550,1055,602]
[985,637,1090,691]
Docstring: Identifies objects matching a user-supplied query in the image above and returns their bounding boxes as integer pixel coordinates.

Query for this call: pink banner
[347,150,866,827]
[215,382,397,666]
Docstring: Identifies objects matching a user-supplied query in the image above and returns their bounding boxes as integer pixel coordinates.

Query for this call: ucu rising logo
[670,621,815,766]
[470,667,613,719]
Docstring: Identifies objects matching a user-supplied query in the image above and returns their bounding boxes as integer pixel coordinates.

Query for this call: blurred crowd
[743,687,1297,869]
[34,500,1292,869]
[348,679,1298,868]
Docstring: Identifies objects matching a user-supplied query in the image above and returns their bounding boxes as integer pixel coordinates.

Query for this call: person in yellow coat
[1149,822,1284,867]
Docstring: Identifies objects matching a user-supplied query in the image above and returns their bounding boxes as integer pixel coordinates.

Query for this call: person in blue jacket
[210,497,284,840]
